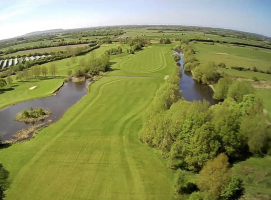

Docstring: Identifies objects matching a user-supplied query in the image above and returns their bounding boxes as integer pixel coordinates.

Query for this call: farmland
[6,44,89,56]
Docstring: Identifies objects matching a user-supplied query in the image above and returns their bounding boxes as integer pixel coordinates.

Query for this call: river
[0,52,218,141]
[177,51,219,105]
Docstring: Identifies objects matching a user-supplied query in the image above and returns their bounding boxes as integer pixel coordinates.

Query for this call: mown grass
[0,77,64,110]
[0,45,175,200]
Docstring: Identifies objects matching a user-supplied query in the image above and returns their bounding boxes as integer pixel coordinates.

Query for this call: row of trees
[16,64,57,81]
[138,52,270,199]
[1,41,96,56]
[0,45,100,79]
[104,47,123,55]
[159,38,171,44]
[174,40,199,72]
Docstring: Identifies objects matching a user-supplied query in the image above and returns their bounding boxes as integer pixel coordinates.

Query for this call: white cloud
[0,10,27,21]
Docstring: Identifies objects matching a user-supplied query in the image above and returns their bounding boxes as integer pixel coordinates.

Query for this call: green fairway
[0,77,64,109]
[0,45,175,200]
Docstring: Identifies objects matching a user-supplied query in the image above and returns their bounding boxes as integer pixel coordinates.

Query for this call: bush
[174,169,198,196]
[252,76,259,82]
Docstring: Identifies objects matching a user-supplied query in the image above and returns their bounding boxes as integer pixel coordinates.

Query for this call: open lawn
[0,77,64,109]
[0,45,175,200]
[6,44,89,56]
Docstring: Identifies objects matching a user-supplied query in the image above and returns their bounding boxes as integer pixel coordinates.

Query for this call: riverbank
[0,77,64,110]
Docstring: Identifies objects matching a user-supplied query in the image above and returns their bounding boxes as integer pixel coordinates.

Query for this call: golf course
[0,24,271,200]
[0,45,175,200]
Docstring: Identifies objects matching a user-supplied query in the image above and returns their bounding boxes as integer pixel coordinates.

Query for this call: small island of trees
[14,107,51,123]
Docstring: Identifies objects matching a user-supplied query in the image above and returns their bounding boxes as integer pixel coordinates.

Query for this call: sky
[0,0,271,40]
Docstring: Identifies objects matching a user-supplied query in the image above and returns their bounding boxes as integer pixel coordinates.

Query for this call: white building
[8,59,13,67]
[14,58,18,65]
[25,57,29,62]
[41,55,46,58]
[36,56,40,60]
[3,60,7,68]
[30,56,35,61]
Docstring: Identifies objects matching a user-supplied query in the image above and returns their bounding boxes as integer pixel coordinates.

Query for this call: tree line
[138,52,270,199]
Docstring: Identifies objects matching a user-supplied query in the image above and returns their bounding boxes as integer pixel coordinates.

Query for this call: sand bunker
[29,86,37,90]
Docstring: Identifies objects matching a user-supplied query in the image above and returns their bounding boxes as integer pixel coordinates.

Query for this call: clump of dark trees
[73,52,110,78]
[138,50,270,199]
[126,38,151,54]
[160,38,171,44]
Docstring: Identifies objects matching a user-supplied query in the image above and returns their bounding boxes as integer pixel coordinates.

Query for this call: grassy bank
[0,45,176,200]
[0,77,64,110]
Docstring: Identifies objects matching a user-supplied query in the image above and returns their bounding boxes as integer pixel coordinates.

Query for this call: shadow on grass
[0,87,15,94]
[0,143,12,150]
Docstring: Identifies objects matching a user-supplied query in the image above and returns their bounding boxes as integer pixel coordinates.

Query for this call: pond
[177,51,220,105]
[0,81,88,141]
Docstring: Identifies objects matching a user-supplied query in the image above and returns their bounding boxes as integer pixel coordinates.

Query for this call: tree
[50,64,57,77]
[227,81,254,103]
[0,79,7,88]
[31,65,41,78]
[66,61,71,69]
[213,78,233,100]
[174,169,197,196]
[6,76,13,86]
[240,114,268,154]
[41,66,48,77]
[23,69,30,81]
[198,154,232,199]
[221,175,244,200]
[67,70,72,77]
[0,163,10,200]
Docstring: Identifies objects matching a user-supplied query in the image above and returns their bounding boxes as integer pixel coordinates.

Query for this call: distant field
[38,44,124,76]
[1,41,53,51]
[6,44,89,56]
[219,69,271,82]
[123,29,267,46]
[193,43,271,80]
